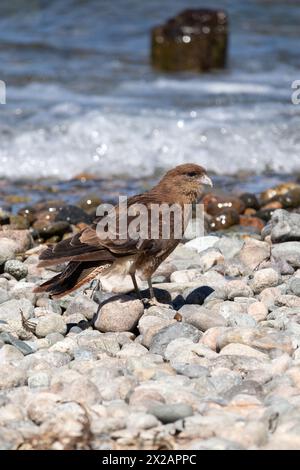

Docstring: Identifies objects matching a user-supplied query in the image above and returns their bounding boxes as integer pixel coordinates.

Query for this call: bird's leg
[146,278,172,308]
[84,278,101,300]
[90,278,102,300]
[148,278,156,301]
[130,273,143,300]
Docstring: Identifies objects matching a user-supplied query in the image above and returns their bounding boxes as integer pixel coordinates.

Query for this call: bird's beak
[199,174,213,187]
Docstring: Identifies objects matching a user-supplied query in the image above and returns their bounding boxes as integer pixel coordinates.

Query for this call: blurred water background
[0,0,299,201]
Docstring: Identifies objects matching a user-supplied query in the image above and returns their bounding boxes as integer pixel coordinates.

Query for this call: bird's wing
[38,192,184,266]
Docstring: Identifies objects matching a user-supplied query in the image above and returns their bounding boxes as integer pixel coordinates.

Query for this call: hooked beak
[199,173,213,187]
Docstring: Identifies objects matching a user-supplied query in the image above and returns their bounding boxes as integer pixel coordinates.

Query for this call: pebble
[269,209,300,243]
[64,295,98,321]
[149,403,193,423]
[28,372,50,389]
[1,198,300,450]
[149,323,202,356]
[251,268,281,294]
[94,296,144,332]
[239,238,270,270]
[219,343,269,360]
[4,260,28,280]
[0,239,19,265]
[272,242,300,268]
[179,305,226,331]
[289,277,300,296]
[35,314,67,338]
[247,302,268,322]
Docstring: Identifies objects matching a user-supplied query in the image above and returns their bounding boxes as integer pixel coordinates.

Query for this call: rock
[77,194,101,214]
[64,295,98,321]
[268,209,300,243]
[77,330,120,356]
[4,260,28,280]
[239,193,260,210]
[0,239,19,265]
[26,401,91,449]
[275,294,300,308]
[278,187,300,209]
[94,296,144,332]
[138,315,176,348]
[0,365,26,390]
[260,182,299,204]
[251,268,281,294]
[0,298,34,324]
[198,248,224,272]
[0,344,24,363]
[165,337,218,363]
[204,194,245,215]
[216,328,293,356]
[239,215,265,233]
[185,236,219,253]
[151,9,227,72]
[215,237,244,260]
[173,363,209,378]
[126,412,160,430]
[239,238,270,270]
[9,281,37,304]
[0,229,33,252]
[290,278,300,296]
[227,314,257,328]
[46,332,65,345]
[51,376,100,405]
[117,343,148,358]
[170,269,201,283]
[219,343,268,360]
[0,288,9,304]
[55,205,91,225]
[218,301,247,319]
[35,315,67,338]
[258,286,282,309]
[179,305,226,331]
[35,220,71,240]
[28,372,51,389]
[272,242,300,268]
[209,209,240,231]
[0,332,34,355]
[247,302,268,322]
[225,280,254,300]
[185,437,244,450]
[149,322,201,355]
[149,403,193,423]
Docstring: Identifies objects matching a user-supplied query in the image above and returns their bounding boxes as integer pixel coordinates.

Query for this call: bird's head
[158,163,213,203]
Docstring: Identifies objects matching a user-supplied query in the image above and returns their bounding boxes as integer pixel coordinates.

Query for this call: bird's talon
[142,297,172,309]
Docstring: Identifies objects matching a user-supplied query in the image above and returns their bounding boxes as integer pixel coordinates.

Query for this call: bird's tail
[33,260,110,298]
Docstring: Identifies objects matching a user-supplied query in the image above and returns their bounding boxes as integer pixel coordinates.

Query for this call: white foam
[0,75,299,180]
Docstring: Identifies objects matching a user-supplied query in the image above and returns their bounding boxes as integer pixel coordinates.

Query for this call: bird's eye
[186,171,197,177]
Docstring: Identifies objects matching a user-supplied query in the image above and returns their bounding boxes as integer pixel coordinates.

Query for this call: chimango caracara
[34,164,213,301]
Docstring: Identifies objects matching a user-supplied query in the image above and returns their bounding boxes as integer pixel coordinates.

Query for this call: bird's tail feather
[33,260,110,298]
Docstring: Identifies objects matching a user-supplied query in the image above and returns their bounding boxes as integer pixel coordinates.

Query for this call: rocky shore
[1,182,300,449]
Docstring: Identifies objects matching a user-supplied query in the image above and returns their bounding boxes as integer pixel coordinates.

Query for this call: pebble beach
[1,0,300,452]
[1,181,300,450]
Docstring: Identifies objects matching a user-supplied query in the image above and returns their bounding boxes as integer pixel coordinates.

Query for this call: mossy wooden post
[151,9,228,72]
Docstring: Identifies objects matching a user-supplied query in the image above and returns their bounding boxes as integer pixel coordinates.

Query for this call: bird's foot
[84,279,102,300]
[142,297,172,309]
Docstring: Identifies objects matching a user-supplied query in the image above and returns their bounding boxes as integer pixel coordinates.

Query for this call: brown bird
[34,163,213,301]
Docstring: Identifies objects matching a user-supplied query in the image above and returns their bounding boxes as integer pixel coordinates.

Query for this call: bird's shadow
[66,285,214,333]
